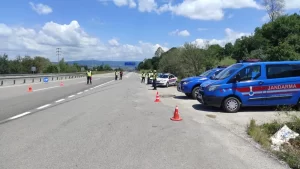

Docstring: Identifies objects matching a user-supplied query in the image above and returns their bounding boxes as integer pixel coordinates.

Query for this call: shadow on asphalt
[173,95,193,100]
[192,104,276,113]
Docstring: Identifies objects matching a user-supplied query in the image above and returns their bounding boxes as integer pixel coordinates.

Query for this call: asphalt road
[0,72,288,169]
[0,73,115,122]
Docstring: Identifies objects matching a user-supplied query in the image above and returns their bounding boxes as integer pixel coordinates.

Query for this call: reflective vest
[153,73,157,80]
[87,71,92,77]
[142,73,145,77]
[115,72,117,75]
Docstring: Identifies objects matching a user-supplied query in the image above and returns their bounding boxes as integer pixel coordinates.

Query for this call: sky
[0,0,299,61]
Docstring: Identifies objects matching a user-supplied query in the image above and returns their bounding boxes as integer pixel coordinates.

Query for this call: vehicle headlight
[208,85,220,91]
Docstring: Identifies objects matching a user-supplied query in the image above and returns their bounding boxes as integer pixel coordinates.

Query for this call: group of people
[115,70,123,80]
[85,69,124,85]
[141,70,157,90]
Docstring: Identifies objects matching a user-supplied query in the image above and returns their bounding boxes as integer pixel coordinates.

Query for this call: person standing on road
[153,70,157,90]
[115,70,118,80]
[141,72,145,83]
[87,69,92,85]
[119,70,123,80]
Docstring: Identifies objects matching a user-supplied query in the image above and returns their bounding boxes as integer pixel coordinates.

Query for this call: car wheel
[222,97,241,113]
[191,86,200,100]
[166,82,169,88]
[296,99,300,111]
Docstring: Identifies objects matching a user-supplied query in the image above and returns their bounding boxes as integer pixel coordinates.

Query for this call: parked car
[177,66,227,99]
[197,61,300,113]
[156,73,178,87]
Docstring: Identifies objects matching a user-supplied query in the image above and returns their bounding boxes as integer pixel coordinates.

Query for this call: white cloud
[169,29,190,37]
[110,0,261,20]
[285,0,300,9]
[227,14,234,19]
[192,28,251,48]
[98,0,136,8]
[261,14,270,22]
[29,2,53,15]
[108,38,120,46]
[0,21,167,61]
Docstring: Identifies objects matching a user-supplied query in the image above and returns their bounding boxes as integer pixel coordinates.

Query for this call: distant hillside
[53,60,141,69]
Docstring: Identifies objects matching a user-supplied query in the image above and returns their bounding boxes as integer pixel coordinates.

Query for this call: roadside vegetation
[0,55,113,74]
[137,0,300,79]
[247,106,300,169]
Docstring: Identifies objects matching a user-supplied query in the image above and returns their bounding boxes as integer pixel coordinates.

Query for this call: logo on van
[249,86,254,96]
[268,84,297,90]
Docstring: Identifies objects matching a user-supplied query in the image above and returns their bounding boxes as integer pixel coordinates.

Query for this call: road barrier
[0,73,86,86]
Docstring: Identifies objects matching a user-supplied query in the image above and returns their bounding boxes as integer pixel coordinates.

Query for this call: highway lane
[0,72,288,169]
[0,73,117,122]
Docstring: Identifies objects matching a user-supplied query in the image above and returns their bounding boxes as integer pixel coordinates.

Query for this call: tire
[166,82,169,88]
[222,97,241,113]
[191,86,200,100]
[296,99,300,111]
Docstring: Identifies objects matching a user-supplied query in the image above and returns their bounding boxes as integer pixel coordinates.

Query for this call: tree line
[138,9,300,79]
[0,54,113,74]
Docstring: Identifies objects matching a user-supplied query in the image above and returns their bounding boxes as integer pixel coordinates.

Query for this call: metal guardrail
[0,73,86,86]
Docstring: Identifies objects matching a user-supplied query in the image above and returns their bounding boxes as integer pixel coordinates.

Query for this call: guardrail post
[69,76,70,79]
[32,79,34,83]
[24,79,26,83]
[14,80,15,85]
[40,78,41,82]
[1,81,3,86]
[52,77,54,81]
[57,77,58,80]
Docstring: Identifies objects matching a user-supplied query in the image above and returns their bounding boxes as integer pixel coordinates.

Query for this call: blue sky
[0,0,299,61]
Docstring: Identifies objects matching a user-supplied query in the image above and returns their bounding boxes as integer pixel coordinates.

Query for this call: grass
[247,106,300,169]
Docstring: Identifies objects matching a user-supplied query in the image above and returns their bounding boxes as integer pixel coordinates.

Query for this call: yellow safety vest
[142,73,145,77]
[153,73,157,79]
[87,71,92,77]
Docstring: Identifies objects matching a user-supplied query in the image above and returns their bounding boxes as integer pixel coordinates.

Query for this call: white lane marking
[33,86,59,92]
[55,99,65,103]
[77,92,83,95]
[90,88,94,90]
[37,104,51,110]
[84,90,88,92]
[8,112,31,120]
[68,95,75,98]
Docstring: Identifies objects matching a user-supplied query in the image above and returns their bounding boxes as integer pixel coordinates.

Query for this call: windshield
[199,69,214,77]
[159,74,169,78]
[214,64,243,80]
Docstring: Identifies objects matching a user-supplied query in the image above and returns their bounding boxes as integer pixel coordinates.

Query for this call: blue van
[197,61,300,113]
[177,66,226,99]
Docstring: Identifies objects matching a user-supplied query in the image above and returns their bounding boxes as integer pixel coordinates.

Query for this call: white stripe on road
[8,112,31,120]
[33,86,59,92]
[37,104,51,110]
[84,90,88,92]
[68,95,75,98]
[55,99,65,103]
[77,92,83,95]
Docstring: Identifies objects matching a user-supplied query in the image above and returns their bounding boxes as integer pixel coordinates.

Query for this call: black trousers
[115,75,118,80]
[87,76,92,84]
[120,74,122,80]
[141,77,145,83]
[153,79,157,90]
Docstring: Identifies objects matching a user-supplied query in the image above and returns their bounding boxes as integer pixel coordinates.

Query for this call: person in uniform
[153,70,157,90]
[120,70,123,80]
[141,72,145,83]
[115,70,118,80]
[87,69,92,84]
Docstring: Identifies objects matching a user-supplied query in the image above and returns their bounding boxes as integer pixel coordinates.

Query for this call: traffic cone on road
[28,86,32,92]
[60,81,64,86]
[154,91,161,102]
[170,105,182,121]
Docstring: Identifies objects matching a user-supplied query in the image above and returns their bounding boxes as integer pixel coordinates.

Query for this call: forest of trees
[0,54,112,74]
[138,1,300,79]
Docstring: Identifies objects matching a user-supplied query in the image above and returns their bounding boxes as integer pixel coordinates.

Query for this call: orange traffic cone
[170,105,182,121]
[28,86,32,92]
[154,91,160,102]
[60,81,64,86]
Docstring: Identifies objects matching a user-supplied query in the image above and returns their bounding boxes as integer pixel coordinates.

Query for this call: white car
[156,73,178,87]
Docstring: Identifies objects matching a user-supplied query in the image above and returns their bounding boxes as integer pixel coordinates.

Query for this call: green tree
[0,54,9,74]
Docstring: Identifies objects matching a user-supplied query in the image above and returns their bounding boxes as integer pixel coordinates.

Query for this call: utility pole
[56,48,61,73]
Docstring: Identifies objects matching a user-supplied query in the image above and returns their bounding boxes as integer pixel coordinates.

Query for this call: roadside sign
[124,62,136,66]
[43,77,49,83]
